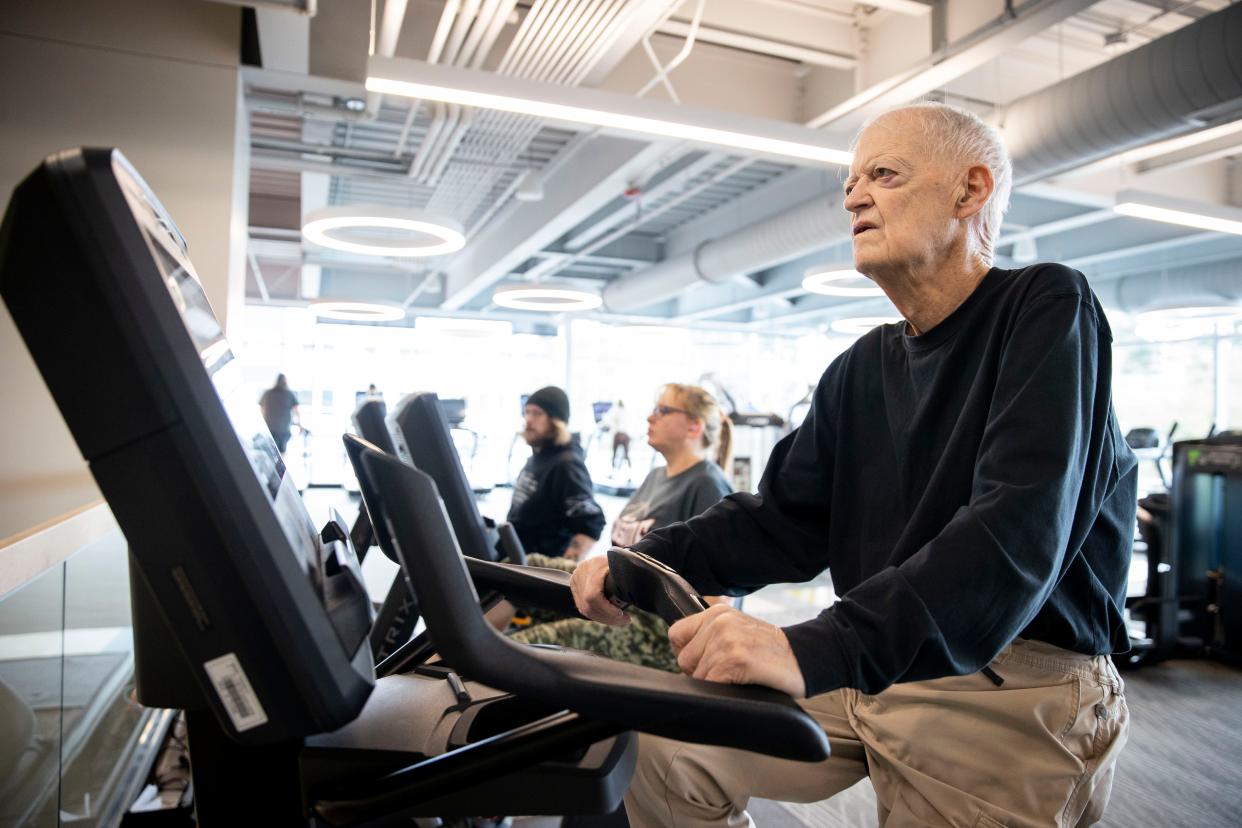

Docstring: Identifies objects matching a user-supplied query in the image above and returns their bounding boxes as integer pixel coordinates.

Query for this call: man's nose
[843,181,869,213]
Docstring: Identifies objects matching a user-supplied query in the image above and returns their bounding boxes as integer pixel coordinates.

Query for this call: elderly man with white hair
[571,102,1137,827]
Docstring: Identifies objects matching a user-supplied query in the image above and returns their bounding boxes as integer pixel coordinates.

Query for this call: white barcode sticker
[203,653,269,733]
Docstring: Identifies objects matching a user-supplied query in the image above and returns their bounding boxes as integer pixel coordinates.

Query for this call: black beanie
[527,386,570,423]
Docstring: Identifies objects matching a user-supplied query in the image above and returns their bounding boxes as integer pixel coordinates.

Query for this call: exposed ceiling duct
[1093,257,1242,314]
[603,2,1242,314]
[1002,2,1242,184]
[602,194,850,311]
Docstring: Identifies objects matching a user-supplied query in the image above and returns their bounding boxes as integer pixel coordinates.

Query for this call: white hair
[855,102,1013,264]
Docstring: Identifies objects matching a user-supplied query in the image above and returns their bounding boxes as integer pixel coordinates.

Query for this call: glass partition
[0,562,63,828]
[0,516,168,827]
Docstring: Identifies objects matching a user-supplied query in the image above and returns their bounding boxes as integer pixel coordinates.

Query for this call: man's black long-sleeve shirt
[631,264,1138,697]
[508,440,605,557]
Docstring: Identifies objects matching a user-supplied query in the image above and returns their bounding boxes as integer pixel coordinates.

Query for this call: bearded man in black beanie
[506,386,604,559]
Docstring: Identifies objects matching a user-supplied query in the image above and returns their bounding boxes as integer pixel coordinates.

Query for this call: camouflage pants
[524,553,578,574]
[513,554,681,673]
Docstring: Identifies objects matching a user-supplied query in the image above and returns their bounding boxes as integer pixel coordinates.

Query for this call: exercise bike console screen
[0,148,373,744]
[388,391,500,562]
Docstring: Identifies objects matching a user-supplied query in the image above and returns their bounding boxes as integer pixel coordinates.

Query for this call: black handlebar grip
[601,572,631,617]
[604,547,709,626]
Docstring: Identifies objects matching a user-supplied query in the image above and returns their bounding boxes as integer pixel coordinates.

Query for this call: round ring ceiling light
[310,301,406,322]
[492,284,603,312]
[802,267,884,297]
[302,206,465,257]
[830,316,903,335]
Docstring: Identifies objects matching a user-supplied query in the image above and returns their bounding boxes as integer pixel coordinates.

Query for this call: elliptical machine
[1124,422,1242,667]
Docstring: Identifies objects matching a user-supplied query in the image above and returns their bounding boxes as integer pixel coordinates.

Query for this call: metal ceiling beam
[851,0,932,14]
[1135,131,1242,175]
[254,5,311,74]
[654,20,856,69]
[804,0,1096,132]
[747,0,855,22]
[251,151,409,181]
[440,134,673,309]
[994,208,1115,247]
[560,151,727,251]
[1062,230,1222,271]
[242,66,366,101]
[247,251,272,302]
[577,1,686,87]
[1012,182,1113,209]
[1127,0,1210,20]
[207,0,315,14]
[529,251,652,268]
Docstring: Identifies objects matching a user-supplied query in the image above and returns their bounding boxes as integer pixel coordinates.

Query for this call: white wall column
[0,0,248,537]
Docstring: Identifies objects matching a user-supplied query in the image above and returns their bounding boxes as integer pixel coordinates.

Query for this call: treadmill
[1,148,829,825]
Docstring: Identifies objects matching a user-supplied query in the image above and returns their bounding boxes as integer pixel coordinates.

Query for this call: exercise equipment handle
[602,547,710,626]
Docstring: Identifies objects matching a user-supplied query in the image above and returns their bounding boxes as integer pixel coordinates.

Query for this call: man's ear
[955,163,994,221]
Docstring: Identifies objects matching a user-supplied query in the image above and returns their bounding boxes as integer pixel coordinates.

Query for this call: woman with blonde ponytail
[611,383,733,547]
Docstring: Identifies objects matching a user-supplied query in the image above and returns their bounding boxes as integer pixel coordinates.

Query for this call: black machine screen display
[119,170,319,578]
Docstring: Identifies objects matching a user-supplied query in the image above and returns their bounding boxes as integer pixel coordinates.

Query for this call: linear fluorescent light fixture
[366,56,852,167]
[802,267,884,297]
[1113,190,1242,236]
[303,206,465,257]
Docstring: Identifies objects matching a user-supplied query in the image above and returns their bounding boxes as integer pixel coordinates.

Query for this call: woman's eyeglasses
[651,404,690,418]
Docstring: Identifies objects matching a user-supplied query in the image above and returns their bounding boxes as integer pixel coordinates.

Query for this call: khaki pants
[625,639,1129,828]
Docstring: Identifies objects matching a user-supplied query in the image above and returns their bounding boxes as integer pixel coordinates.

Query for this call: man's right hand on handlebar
[569,555,631,626]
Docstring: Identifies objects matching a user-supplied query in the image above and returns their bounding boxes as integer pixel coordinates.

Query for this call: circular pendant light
[492,284,602,312]
[310,301,406,322]
[830,315,903,335]
[302,206,465,257]
[802,267,884,297]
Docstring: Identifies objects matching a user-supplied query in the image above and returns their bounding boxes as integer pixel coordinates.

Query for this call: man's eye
[874,167,894,178]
